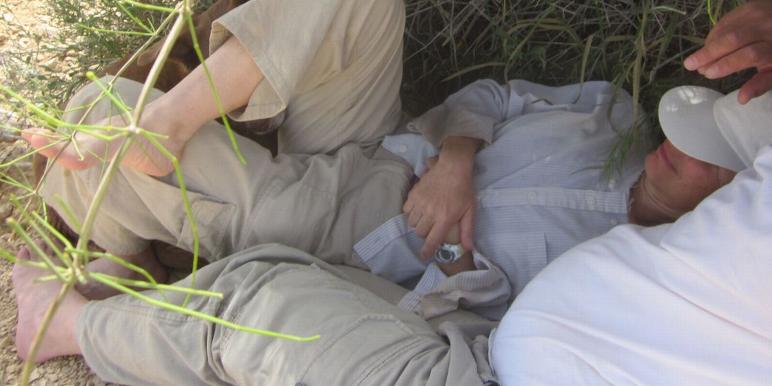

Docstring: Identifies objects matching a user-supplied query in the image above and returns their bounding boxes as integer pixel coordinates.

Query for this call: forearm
[144,36,264,141]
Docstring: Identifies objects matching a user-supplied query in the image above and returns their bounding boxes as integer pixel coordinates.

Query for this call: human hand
[23,110,184,177]
[403,138,478,259]
[684,0,772,104]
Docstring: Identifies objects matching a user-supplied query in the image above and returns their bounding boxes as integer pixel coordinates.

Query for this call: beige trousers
[78,244,497,385]
[40,77,412,265]
[40,0,408,262]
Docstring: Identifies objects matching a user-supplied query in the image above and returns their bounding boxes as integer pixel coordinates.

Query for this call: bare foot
[76,247,168,300]
[13,246,86,363]
[22,113,185,177]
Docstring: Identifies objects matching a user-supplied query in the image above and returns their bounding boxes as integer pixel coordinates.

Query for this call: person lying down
[14,87,772,385]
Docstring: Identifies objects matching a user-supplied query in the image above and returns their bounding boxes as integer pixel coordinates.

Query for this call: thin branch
[20,282,74,385]
[91,275,321,342]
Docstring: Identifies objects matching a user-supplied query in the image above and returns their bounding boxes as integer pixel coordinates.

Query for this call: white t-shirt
[492,146,772,385]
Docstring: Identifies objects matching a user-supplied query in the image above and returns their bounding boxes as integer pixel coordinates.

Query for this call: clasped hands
[403,137,479,260]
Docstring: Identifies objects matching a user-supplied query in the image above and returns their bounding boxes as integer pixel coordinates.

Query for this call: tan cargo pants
[78,244,497,385]
[40,76,412,266]
[39,0,408,263]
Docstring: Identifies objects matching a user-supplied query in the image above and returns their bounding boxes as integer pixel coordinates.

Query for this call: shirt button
[396,144,408,153]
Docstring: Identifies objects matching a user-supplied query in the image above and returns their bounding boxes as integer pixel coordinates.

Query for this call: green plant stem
[118,1,154,33]
[138,130,200,307]
[72,137,133,259]
[183,7,247,165]
[707,0,718,25]
[71,249,158,286]
[120,0,176,13]
[89,272,224,298]
[132,7,185,123]
[77,25,154,37]
[102,9,177,83]
[7,219,68,283]
[73,10,186,257]
[91,275,321,342]
[31,7,176,196]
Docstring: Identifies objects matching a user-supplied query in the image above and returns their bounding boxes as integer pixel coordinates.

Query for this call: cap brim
[714,90,772,171]
[658,86,745,172]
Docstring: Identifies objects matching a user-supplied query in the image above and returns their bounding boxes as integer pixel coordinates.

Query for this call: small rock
[28,367,42,382]
[0,203,11,220]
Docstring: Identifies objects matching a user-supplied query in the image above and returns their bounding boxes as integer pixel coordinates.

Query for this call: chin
[643,152,658,177]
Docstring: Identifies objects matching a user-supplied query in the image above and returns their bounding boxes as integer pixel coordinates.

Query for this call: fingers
[738,70,772,104]
[421,220,453,260]
[459,208,475,252]
[686,27,761,72]
[407,210,422,229]
[414,214,433,239]
[405,193,422,228]
[22,129,63,159]
[700,42,772,79]
[702,2,753,46]
[684,1,772,104]
[22,129,97,171]
[685,1,772,76]
[685,0,765,71]
[402,189,416,215]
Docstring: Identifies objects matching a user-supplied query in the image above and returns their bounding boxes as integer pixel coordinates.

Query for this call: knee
[61,76,154,125]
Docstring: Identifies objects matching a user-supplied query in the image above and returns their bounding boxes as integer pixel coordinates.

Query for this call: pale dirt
[1,1,109,384]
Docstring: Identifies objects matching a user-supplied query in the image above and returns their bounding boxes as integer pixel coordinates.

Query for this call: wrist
[436,251,475,276]
[142,99,191,143]
[438,136,480,171]
[442,136,482,153]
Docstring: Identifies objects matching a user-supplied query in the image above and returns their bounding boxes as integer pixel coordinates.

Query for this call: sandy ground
[0,1,110,384]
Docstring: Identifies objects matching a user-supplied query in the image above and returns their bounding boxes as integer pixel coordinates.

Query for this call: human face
[642,139,737,215]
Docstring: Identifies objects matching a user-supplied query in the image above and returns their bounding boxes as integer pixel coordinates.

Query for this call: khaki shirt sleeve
[209,0,347,122]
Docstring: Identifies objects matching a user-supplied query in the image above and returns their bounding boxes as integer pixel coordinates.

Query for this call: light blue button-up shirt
[355,79,646,319]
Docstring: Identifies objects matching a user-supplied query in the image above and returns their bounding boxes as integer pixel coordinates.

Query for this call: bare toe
[13,244,86,362]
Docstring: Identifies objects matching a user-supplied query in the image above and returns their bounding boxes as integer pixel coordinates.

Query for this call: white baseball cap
[658,86,772,172]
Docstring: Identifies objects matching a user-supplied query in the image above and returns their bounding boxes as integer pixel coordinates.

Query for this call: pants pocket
[178,195,238,260]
